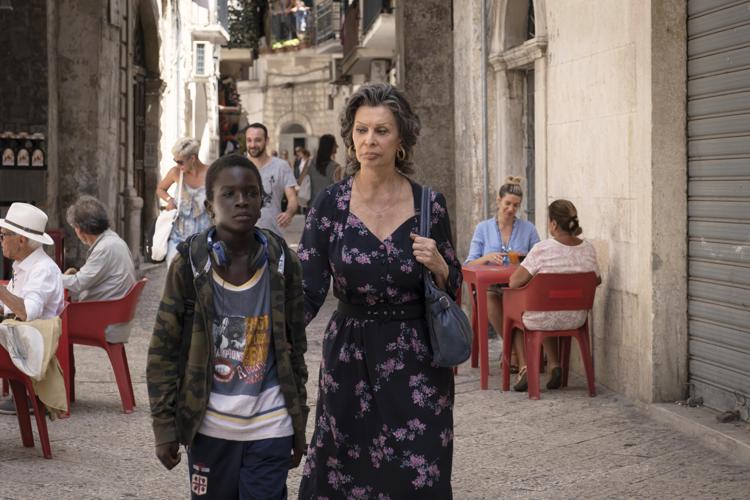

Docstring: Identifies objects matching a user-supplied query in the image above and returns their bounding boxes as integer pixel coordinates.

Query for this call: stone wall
[0,0,47,133]
[451,0,487,263]
[453,0,688,403]
[398,0,457,234]
[238,50,342,163]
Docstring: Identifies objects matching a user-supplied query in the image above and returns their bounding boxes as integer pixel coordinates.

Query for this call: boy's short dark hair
[205,154,266,203]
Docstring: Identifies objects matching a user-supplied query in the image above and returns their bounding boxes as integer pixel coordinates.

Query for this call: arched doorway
[489,0,546,225]
[134,0,162,258]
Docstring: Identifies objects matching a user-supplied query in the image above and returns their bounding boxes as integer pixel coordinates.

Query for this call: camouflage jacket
[146,228,309,456]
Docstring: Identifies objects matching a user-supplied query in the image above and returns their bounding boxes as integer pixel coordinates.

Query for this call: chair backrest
[515,272,598,312]
[67,278,148,338]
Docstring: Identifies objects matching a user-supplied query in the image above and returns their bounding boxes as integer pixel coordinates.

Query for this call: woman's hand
[482,252,506,265]
[410,233,450,288]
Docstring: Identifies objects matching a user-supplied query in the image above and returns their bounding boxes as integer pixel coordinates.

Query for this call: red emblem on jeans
[191,473,208,496]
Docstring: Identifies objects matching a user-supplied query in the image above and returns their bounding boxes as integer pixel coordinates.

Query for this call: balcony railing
[342,1,359,58]
[362,0,392,36]
[315,0,342,46]
[217,0,229,32]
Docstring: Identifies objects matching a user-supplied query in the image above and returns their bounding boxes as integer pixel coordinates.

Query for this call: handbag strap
[175,169,184,212]
[420,185,431,238]
[420,186,433,284]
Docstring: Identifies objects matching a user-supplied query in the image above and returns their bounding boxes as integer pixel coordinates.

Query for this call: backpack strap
[176,234,200,388]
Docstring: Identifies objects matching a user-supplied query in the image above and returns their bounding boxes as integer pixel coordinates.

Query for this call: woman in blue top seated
[464,177,540,372]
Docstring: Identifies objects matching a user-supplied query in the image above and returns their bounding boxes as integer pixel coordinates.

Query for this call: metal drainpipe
[480,0,489,218]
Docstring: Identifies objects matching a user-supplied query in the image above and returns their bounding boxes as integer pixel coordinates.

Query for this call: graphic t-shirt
[256,157,297,237]
[197,263,293,441]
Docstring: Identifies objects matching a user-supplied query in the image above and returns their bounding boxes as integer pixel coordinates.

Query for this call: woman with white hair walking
[155,137,212,264]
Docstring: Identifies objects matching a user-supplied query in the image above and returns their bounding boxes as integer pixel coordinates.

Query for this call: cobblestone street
[0,216,748,499]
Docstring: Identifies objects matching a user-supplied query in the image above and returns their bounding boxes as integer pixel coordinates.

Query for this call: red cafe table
[461,263,518,389]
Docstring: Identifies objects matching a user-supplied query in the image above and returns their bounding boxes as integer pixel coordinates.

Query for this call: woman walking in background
[306,134,341,204]
[155,137,212,264]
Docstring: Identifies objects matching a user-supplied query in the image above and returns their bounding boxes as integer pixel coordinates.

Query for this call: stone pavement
[0,215,748,499]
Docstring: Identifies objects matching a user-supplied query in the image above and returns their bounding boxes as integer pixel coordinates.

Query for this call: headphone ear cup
[210,240,231,267]
[217,241,231,267]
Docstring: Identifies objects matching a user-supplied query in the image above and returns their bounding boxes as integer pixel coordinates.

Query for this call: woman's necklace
[353,175,403,219]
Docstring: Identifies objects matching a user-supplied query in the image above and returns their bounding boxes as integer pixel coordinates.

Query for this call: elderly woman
[508,199,601,391]
[63,195,136,343]
[155,137,212,264]
[297,83,461,498]
[464,177,540,373]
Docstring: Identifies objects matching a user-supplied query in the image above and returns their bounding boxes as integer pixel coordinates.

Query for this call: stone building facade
[0,0,226,271]
[235,50,346,162]
[452,0,749,419]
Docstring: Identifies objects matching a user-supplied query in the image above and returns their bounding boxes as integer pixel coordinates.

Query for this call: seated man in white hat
[0,202,64,414]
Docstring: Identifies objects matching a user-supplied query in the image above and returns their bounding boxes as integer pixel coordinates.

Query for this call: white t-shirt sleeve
[520,241,544,275]
[281,163,297,188]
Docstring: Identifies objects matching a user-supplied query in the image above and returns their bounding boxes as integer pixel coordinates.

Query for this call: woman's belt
[337,301,424,321]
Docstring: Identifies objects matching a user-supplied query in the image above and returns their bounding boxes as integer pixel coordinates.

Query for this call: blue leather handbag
[420,186,473,367]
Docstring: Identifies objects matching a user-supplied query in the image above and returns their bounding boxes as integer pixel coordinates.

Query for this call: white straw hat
[0,203,54,245]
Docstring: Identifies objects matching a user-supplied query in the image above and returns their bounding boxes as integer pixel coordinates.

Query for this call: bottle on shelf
[1,132,16,167]
[31,133,45,167]
[16,132,31,167]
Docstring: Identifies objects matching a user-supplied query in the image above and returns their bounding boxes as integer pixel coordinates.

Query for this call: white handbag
[150,170,183,262]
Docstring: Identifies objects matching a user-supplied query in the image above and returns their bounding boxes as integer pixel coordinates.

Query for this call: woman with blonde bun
[465,176,540,373]
[508,199,601,392]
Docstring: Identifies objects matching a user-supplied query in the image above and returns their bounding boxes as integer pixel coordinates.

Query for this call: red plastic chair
[66,279,147,413]
[0,302,70,458]
[502,272,598,400]
[47,229,65,271]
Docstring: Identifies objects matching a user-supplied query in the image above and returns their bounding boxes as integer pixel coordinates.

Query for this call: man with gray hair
[63,195,136,343]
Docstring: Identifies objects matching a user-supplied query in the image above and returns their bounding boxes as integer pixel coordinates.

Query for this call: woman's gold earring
[397,147,406,161]
[348,145,355,158]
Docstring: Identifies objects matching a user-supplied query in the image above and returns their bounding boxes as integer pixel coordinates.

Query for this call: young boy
[147,154,308,499]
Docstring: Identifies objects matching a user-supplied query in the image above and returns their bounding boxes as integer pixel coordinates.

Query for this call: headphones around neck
[207,227,268,269]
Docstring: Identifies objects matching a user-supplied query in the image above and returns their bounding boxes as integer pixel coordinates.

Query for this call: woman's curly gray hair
[66,195,110,235]
[340,83,421,176]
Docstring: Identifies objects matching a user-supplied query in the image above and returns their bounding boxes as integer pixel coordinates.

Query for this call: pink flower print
[400,261,414,273]
[347,445,361,459]
[357,283,376,295]
[319,216,332,231]
[383,239,397,255]
[354,253,372,264]
[350,487,368,499]
[440,429,454,447]
[407,418,426,433]
[392,428,408,441]
[320,371,339,394]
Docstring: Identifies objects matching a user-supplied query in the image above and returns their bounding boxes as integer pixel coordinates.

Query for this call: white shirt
[2,247,64,321]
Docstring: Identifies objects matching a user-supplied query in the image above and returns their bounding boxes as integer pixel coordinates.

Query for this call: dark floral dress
[297,177,462,500]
